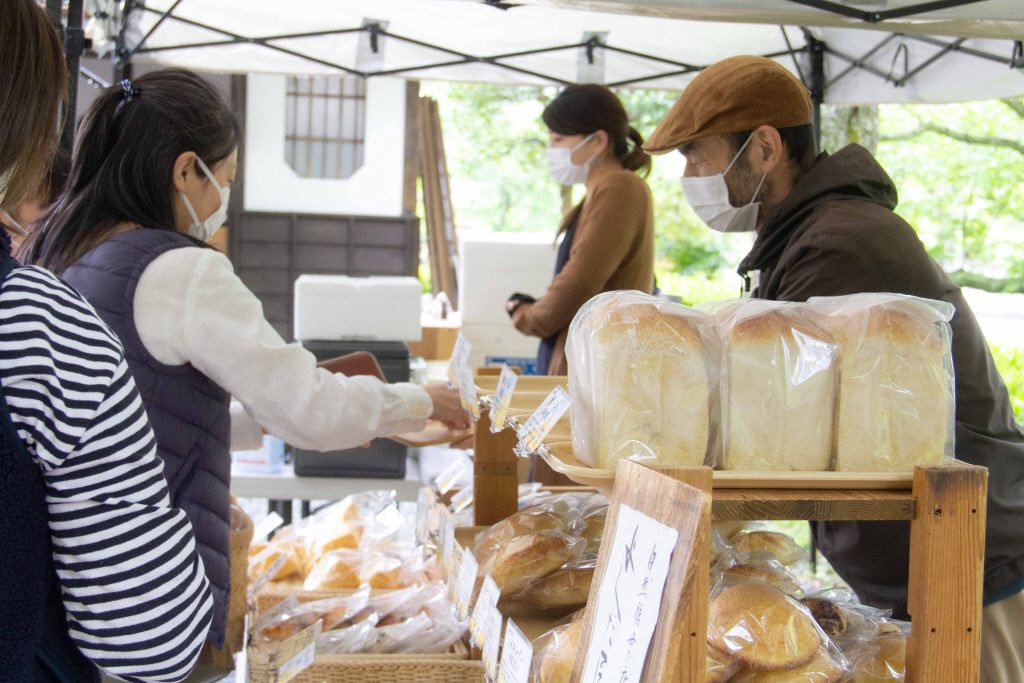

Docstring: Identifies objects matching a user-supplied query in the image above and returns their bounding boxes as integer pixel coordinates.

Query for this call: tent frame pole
[784,0,986,24]
[806,32,826,151]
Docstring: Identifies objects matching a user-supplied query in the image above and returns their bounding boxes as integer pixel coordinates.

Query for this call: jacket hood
[740,144,899,275]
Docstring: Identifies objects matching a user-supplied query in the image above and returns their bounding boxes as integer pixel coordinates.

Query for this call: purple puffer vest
[63,229,231,647]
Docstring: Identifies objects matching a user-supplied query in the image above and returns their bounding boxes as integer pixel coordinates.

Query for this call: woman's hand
[424,382,471,430]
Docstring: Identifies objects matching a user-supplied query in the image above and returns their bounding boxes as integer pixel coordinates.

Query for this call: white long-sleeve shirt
[0,266,212,682]
[133,246,431,452]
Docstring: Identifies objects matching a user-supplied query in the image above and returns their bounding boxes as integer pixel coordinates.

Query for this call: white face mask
[680,135,766,233]
[547,133,597,186]
[180,157,229,242]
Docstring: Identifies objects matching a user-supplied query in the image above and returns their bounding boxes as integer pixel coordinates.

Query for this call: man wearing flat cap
[647,55,1024,680]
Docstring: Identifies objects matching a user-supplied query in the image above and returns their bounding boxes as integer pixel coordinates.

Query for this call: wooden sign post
[572,460,712,682]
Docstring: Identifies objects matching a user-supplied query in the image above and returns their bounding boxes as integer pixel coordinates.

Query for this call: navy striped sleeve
[0,266,212,683]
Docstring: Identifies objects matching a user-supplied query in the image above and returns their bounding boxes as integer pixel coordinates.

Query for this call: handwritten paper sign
[514,385,571,457]
[497,619,533,683]
[439,512,455,572]
[470,574,501,648]
[580,504,679,683]
[455,548,479,620]
[488,364,519,433]
[416,487,435,546]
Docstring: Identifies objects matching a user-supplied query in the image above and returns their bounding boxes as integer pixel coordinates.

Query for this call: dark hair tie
[114,79,142,114]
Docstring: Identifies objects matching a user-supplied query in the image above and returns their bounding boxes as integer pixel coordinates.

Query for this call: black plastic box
[291,340,410,478]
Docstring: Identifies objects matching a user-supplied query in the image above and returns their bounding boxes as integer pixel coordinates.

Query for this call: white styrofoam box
[461,322,539,370]
[458,232,557,327]
[294,275,422,341]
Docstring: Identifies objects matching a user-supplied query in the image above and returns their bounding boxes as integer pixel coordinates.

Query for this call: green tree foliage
[876,99,1024,292]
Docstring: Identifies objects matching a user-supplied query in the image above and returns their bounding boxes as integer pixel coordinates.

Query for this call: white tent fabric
[125,0,1024,103]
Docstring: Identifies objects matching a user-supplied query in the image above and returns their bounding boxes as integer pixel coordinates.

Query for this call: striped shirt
[0,266,212,683]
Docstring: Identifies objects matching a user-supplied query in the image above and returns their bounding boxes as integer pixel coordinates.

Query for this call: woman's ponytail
[623,126,652,177]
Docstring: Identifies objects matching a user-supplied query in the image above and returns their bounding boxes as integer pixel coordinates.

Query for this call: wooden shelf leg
[472,410,519,526]
[906,463,988,682]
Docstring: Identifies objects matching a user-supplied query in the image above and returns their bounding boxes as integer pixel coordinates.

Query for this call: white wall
[244,74,406,217]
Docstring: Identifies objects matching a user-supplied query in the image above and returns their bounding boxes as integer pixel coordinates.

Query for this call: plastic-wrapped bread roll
[810,294,955,472]
[567,290,720,469]
[717,300,837,471]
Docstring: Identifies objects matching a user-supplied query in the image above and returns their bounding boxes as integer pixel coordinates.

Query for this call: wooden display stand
[470,378,989,682]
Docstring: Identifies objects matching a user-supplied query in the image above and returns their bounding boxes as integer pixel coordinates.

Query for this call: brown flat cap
[644,55,812,154]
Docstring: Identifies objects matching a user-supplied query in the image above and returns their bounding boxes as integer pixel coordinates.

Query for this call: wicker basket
[247,643,485,683]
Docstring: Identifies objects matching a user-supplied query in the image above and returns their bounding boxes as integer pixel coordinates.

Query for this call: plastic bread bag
[530,611,584,683]
[566,290,721,470]
[472,492,596,563]
[519,558,595,611]
[248,537,305,583]
[707,582,849,677]
[844,620,910,682]
[356,584,426,623]
[716,552,804,597]
[799,589,893,653]
[393,605,468,654]
[481,530,587,597]
[713,298,839,472]
[255,588,371,645]
[316,614,380,655]
[303,549,418,591]
[379,581,450,624]
[730,529,807,566]
[366,612,435,654]
[807,293,955,471]
[705,643,741,683]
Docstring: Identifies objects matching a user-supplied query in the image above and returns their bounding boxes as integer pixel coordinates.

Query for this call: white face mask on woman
[547,132,597,186]
[179,156,229,242]
[680,134,766,233]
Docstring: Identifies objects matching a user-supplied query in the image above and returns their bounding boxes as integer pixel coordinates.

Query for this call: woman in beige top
[506,84,655,376]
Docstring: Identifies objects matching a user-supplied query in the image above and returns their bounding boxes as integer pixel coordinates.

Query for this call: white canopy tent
[85,0,1024,106]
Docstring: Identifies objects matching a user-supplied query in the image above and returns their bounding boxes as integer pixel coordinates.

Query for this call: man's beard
[726,154,772,230]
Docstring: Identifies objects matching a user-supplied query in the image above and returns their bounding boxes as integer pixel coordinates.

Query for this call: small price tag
[488,364,519,433]
[470,574,501,648]
[275,620,321,682]
[433,456,470,496]
[450,486,475,515]
[448,332,472,389]
[497,619,533,683]
[456,362,481,422]
[483,603,503,681]
[514,385,571,457]
[446,543,464,599]
[455,548,479,620]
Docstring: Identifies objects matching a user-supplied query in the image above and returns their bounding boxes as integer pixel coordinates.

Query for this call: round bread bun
[539,619,583,683]
[734,531,806,566]
[490,531,576,596]
[474,510,568,561]
[731,648,845,682]
[522,567,594,609]
[708,583,820,670]
[848,635,906,681]
[714,520,747,541]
